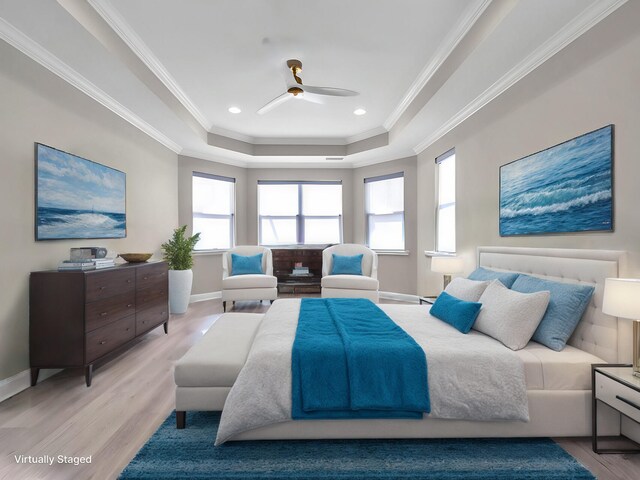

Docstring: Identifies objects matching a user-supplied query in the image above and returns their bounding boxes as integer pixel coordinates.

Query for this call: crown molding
[89,0,211,131]
[383,0,492,131]
[413,0,628,155]
[179,149,248,168]
[0,17,182,154]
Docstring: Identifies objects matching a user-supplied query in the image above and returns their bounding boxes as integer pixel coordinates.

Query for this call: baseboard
[0,368,61,403]
[379,291,420,303]
[190,291,222,303]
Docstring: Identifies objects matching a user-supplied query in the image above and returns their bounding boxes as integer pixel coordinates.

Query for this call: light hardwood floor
[0,297,638,479]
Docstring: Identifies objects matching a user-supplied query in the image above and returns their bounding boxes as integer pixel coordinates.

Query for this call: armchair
[321,244,379,302]
[222,246,278,312]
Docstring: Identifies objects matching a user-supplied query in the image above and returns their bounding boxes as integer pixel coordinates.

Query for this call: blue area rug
[119,411,595,480]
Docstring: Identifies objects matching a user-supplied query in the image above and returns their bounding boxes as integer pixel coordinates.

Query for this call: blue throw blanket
[292,298,430,419]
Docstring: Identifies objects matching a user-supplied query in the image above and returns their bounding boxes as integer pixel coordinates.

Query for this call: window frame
[435,149,456,254]
[257,180,343,246]
[364,172,406,252]
[192,171,235,252]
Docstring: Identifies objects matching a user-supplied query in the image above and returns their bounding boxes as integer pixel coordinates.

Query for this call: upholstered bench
[174,312,263,428]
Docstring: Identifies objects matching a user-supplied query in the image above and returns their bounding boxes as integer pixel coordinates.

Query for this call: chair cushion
[174,313,263,387]
[331,254,363,275]
[223,274,277,290]
[231,253,263,275]
[321,274,379,291]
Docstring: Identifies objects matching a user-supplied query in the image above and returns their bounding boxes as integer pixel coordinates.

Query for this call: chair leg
[176,411,186,429]
[223,301,226,312]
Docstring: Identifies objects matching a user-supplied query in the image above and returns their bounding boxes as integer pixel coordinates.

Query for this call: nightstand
[419,296,437,305]
[592,364,640,453]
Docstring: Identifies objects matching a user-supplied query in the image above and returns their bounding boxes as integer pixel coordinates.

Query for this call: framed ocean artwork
[35,143,126,240]
[499,125,613,236]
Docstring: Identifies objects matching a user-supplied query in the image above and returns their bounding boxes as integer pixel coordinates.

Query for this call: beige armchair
[321,244,379,302]
[222,246,278,312]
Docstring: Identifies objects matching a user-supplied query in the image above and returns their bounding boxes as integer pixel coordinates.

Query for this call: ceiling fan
[257,59,358,115]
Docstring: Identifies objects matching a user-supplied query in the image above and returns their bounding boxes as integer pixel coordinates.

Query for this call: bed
[214,246,629,443]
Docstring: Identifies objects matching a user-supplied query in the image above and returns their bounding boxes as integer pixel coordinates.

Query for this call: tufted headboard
[477,246,629,363]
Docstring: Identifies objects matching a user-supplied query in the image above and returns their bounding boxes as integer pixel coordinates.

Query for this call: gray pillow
[444,277,490,302]
[473,280,550,350]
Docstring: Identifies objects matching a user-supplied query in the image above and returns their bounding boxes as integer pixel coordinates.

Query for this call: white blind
[192,173,234,250]
[365,173,405,250]
[436,151,456,253]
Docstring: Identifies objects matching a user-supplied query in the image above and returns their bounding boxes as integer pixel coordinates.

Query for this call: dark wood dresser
[272,247,324,294]
[29,261,169,386]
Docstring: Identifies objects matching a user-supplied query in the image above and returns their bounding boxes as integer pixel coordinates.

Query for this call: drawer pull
[161,311,167,315]
[100,312,108,317]
[127,304,133,308]
[127,279,132,283]
[144,276,148,280]
[99,340,107,345]
[161,272,166,276]
[616,395,640,411]
[100,286,106,291]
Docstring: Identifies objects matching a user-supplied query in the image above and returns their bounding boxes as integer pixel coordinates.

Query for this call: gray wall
[0,41,178,381]
[417,4,640,295]
[353,157,418,295]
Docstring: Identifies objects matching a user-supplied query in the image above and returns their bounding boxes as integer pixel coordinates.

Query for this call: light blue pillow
[468,267,520,289]
[231,253,263,276]
[429,291,482,334]
[331,254,363,275]
[511,274,594,351]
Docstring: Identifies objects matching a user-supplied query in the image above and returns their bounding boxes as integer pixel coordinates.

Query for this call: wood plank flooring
[0,297,638,479]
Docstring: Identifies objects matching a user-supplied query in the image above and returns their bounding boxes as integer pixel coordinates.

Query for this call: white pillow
[473,280,550,350]
[444,277,490,302]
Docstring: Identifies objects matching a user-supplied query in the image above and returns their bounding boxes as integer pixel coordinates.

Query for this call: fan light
[228,107,241,114]
[354,108,366,116]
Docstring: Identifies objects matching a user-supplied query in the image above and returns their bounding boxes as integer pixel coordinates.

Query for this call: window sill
[375,250,410,256]
[194,250,227,256]
[424,251,457,257]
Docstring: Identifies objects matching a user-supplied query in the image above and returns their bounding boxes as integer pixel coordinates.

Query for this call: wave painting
[36,144,126,240]
[499,125,613,236]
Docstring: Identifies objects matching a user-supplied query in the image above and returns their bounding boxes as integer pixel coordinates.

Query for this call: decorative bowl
[118,253,153,263]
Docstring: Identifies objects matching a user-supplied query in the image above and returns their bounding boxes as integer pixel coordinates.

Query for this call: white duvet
[215,299,529,444]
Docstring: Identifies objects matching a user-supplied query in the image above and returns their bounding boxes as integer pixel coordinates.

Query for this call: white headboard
[477,246,629,363]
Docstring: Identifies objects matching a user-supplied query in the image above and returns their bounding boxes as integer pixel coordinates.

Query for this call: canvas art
[499,125,613,236]
[35,143,126,240]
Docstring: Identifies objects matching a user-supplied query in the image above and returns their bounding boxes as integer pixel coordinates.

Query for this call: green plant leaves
[161,225,201,270]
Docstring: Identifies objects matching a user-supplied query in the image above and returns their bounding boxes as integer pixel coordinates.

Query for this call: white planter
[168,269,193,314]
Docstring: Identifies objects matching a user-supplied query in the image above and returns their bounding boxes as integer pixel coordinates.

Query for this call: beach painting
[500,125,613,236]
[35,144,126,240]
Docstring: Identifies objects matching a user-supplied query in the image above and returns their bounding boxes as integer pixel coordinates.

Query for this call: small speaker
[70,247,108,260]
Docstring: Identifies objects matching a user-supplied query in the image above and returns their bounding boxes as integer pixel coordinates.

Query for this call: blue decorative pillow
[331,254,363,275]
[511,275,594,351]
[231,253,263,276]
[468,267,519,288]
[429,291,482,334]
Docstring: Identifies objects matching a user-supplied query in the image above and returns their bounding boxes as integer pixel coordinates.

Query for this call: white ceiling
[0,0,629,167]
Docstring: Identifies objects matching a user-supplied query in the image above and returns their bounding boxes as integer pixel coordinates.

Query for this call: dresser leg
[30,368,39,386]
[163,321,169,334]
[223,301,226,312]
[85,364,93,387]
[176,411,186,429]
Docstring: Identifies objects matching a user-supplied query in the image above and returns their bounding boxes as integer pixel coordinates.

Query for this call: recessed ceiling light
[228,106,241,114]
[353,108,366,116]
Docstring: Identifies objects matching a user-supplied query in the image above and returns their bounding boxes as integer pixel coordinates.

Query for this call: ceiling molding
[0,16,182,153]
[413,0,628,155]
[345,125,388,144]
[89,0,211,131]
[179,150,248,168]
[382,0,492,131]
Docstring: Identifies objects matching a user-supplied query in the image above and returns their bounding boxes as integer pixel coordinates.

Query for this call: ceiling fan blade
[299,92,324,105]
[301,85,359,97]
[257,92,292,115]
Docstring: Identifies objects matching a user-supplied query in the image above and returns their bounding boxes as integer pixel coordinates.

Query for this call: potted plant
[161,225,201,314]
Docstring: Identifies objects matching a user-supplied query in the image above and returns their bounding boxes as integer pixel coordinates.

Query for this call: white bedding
[215,299,529,445]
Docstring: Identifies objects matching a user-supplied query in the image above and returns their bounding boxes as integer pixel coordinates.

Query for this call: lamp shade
[431,256,464,275]
[602,278,640,319]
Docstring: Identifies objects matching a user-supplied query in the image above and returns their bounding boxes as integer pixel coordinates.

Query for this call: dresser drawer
[136,263,168,289]
[595,371,640,423]
[85,292,135,332]
[85,315,135,362]
[136,286,168,310]
[86,269,135,302]
[136,304,168,335]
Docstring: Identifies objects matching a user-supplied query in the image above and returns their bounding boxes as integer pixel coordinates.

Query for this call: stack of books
[57,257,116,271]
[58,259,96,271]
[291,266,310,276]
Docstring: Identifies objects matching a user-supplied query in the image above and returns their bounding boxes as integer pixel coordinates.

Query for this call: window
[436,149,456,253]
[258,181,342,245]
[192,172,235,250]
[365,172,405,250]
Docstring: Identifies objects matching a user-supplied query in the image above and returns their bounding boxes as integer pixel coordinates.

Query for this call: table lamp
[602,278,640,377]
[430,256,464,290]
